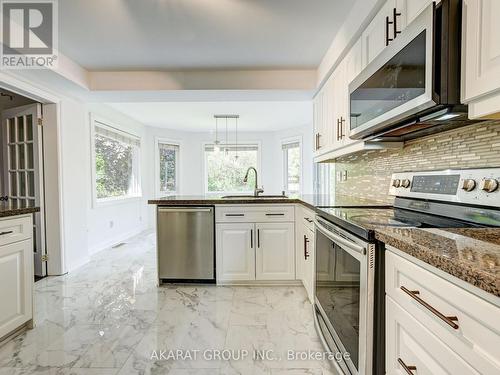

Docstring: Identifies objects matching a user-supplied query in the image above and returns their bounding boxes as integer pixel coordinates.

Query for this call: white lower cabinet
[302,225,314,302]
[295,206,315,302]
[0,215,33,341]
[386,296,478,375]
[255,222,294,280]
[216,205,296,283]
[386,248,500,374]
[216,223,255,281]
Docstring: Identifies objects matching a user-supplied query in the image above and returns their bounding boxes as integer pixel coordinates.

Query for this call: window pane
[206,146,258,193]
[286,145,301,193]
[95,133,135,199]
[159,145,177,193]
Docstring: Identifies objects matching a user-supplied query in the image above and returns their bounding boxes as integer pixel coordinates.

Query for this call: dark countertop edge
[0,206,40,218]
[148,198,391,213]
[375,230,500,298]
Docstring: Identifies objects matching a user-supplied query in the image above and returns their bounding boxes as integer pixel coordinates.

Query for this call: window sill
[93,195,143,208]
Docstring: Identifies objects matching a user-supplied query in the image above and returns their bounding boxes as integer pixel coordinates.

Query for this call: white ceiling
[108,101,312,132]
[59,0,355,70]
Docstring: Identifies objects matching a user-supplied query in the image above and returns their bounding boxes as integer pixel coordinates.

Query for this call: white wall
[56,100,151,270]
[85,104,150,255]
[144,124,313,227]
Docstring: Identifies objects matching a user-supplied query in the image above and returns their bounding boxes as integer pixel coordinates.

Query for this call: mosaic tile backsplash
[334,122,500,203]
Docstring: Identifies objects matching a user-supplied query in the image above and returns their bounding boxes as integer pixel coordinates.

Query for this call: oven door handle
[315,218,366,255]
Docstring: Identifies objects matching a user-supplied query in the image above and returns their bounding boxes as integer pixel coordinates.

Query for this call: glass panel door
[2,104,45,276]
[315,228,361,370]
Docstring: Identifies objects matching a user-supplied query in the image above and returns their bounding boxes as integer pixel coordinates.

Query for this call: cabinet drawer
[215,205,294,223]
[386,296,478,375]
[0,215,32,247]
[300,207,315,232]
[386,249,500,373]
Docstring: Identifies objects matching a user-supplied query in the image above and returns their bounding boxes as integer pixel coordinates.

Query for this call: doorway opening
[1,88,47,281]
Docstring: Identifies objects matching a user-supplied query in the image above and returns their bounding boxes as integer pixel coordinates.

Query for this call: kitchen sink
[221,195,289,199]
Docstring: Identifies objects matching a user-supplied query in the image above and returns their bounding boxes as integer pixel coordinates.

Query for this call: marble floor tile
[0,231,338,375]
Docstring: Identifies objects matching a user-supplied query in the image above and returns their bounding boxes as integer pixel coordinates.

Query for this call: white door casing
[1,104,45,277]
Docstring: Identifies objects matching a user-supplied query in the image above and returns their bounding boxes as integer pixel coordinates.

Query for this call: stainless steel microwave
[349,0,475,141]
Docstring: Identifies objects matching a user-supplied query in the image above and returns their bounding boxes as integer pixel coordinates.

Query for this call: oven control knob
[401,179,411,188]
[392,179,401,188]
[461,179,477,192]
[480,178,499,193]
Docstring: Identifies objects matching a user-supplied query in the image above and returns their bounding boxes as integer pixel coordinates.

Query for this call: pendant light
[214,117,220,153]
[213,114,240,158]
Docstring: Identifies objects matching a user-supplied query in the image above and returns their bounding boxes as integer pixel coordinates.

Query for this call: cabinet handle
[250,229,253,248]
[393,8,401,40]
[257,229,260,248]
[225,213,244,217]
[397,358,416,375]
[303,235,310,260]
[385,15,393,46]
[0,230,13,236]
[266,213,285,216]
[400,286,459,329]
[304,217,313,223]
[316,133,322,150]
[315,133,318,150]
[340,117,345,139]
[336,119,340,141]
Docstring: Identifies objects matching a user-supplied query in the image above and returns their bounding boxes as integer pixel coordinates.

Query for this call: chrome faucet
[243,167,264,197]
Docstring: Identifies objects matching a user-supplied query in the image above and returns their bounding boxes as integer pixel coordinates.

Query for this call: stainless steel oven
[314,216,375,375]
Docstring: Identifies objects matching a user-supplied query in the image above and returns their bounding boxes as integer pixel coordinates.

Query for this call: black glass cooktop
[317,207,483,240]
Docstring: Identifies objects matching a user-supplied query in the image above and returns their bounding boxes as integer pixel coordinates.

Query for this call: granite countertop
[148,194,390,211]
[375,227,500,297]
[0,202,40,218]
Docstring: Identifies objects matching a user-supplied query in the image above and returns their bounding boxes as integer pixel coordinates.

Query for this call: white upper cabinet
[406,0,436,25]
[462,0,500,118]
[361,0,408,68]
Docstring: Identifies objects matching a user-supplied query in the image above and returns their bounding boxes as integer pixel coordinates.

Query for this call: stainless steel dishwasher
[157,206,215,283]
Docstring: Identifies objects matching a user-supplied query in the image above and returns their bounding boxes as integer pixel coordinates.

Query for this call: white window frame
[202,141,262,195]
[90,114,142,207]
[281,136,303,195]
[154,137,181,196]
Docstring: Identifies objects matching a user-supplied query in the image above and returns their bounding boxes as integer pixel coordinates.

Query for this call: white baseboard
[216,280,302,286]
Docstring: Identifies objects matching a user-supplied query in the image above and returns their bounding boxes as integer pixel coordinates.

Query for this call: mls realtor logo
[1,0,58,68]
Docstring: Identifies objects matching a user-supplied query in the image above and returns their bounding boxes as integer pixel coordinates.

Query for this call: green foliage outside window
[95,134,134,199]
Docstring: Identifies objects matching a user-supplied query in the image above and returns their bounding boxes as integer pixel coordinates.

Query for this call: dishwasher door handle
[158,207,212,213]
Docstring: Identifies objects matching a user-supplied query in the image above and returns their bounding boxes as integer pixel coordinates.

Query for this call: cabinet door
[313,90,326,153]
[361,0,407,68]
[405,0,434,25]
[216,223,255,281]
[386,296,479,375]
[255,222,295,280]
[0,239,33,338]
[295,212,306,282]
[462,0,500,104]
[303,226,315,303]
